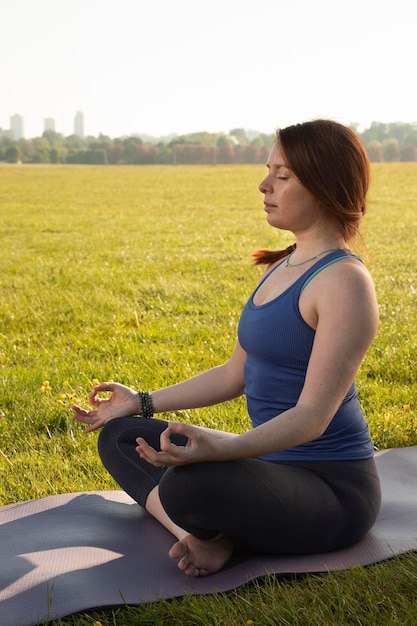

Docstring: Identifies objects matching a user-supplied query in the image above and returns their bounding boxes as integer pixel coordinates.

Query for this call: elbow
[295,403,335,441]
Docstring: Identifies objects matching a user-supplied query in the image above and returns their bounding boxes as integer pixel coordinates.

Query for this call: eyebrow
[266,162,288,170]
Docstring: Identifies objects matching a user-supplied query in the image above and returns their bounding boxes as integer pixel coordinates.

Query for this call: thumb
[165,421,196,437]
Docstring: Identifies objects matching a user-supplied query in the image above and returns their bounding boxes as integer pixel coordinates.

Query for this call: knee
[97,420,118,462]
[97,417,135,461]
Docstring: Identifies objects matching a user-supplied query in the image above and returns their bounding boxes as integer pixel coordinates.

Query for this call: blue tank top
[238,249,375,461]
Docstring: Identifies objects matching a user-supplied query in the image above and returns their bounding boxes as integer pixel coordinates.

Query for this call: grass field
[0,163,416,624]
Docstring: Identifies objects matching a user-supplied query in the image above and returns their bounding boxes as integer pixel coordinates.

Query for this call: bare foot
[169,533,235,577]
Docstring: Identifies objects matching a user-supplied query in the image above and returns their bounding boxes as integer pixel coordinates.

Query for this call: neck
[292,234,346,256]
[286,238,347,268]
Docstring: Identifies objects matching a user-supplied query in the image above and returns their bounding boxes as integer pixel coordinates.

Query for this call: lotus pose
[73,119,381,577]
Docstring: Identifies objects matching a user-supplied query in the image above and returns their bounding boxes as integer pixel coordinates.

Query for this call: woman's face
[259,143,324,234]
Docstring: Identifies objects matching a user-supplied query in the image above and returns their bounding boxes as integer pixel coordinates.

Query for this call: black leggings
[98,417,381,555]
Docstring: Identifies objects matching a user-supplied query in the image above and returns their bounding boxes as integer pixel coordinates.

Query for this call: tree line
[1,122,417,165]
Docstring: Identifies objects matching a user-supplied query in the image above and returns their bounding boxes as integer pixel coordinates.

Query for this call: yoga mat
[1,446,416,626]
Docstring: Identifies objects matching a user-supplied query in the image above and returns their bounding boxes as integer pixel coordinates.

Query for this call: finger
[136,437,160,459]
[72,405,96,419]
[165,421,196,438]
[94,382,116,392]
[87,382,115,406]
[71,405,91,420]
[83,422,103,434]
[136,438,167,467]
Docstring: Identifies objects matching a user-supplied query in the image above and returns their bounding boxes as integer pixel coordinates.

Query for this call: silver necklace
[285,247,340,267]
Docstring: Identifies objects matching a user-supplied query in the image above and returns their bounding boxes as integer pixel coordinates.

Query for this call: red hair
[253,119,370,265]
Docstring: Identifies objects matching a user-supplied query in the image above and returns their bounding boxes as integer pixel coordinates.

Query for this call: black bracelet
[138,390,154,418]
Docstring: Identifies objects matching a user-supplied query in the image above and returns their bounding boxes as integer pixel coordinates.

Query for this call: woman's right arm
[151,340,247,412]
[72,341,247,433]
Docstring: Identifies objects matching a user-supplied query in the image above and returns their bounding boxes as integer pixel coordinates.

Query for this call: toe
[169,540,187,560]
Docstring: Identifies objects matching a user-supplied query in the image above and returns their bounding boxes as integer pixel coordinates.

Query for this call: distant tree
[43,130,63,149]
[49,148,60,163]
[32,136,52,163]
[403,128,417,149]
[0,135,15,160]
[5,144,21,163]
[367,141,383,162]
[233,144,247,163]
[259,145,270,163]
[65,134,86,150]
[183,131,218,147]
[386,122,414,146]
[172,144,215,164]
[243,144,260,163]
[383,138,400,162]
[218,144,234,163]
[400,144,417,161]
[109,142,124,164]
[133,144,150,164]
[18,138,37,162]
[250,136,264,149]
[361,121,390,145]
[156,143,172,164]
[216,134,234,148]
[123,137,143,163]
[259,133,275,148]
[229,128,248,146]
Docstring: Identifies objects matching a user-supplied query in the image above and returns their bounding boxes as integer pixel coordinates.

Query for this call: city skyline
[2,109,417,144]
[1,0,416,139]
[0,111,86,140]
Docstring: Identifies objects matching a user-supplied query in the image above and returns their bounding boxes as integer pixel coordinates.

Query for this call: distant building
[10,114,24,140]
[74,111,84,137]
[0,128,13,139]
[44,118,55,132]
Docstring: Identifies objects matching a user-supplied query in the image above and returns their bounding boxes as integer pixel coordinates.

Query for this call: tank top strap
[299,249,363,295]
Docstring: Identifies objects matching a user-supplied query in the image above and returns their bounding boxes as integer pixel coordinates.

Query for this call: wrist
[137,390,154,418]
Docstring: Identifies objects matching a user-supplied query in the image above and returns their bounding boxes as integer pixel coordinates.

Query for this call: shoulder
[309,256,376,298]
[301,257,378,331]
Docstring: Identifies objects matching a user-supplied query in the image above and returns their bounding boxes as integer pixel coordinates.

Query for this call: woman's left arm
[137,262,379,466]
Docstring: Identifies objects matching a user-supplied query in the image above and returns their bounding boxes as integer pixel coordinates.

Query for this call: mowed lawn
[0,163,416,624]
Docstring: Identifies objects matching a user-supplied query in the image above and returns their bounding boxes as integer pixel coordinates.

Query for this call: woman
[73,119,381,578]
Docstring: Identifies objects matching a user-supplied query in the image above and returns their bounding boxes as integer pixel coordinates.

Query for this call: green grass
[0,162,416,624]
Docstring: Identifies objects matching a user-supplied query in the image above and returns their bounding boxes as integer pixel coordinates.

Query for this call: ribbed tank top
[238,249,375,461]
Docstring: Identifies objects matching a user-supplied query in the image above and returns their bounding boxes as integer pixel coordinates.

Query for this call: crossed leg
[145,485,234,577]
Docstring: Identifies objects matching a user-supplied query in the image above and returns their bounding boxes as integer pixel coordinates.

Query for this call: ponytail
[252,243,296,266]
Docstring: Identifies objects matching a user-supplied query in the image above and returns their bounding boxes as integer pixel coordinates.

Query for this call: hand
[136,422,223,467]
[72,381,139,433]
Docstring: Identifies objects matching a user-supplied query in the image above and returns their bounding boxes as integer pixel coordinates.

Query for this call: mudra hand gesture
[136,421,223,467]
[72,382,139,433]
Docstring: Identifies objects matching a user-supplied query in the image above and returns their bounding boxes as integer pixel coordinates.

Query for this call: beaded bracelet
[137,390,154,418]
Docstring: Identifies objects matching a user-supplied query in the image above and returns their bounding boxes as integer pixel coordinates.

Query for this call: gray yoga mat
[1,446,416,626]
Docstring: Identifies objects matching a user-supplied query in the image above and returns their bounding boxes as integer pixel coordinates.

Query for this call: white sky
[1,0,415,138]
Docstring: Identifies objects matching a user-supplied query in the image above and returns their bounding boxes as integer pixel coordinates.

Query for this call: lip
[263,202,276,212]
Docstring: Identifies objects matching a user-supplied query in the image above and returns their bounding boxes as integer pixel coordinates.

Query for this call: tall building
[44,118,55,132]
[74,111,84,137]
[10,114,24,140]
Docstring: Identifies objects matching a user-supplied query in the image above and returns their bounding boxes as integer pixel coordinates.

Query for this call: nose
[259,174,271,194]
